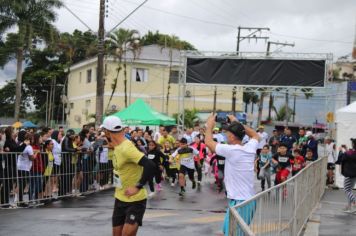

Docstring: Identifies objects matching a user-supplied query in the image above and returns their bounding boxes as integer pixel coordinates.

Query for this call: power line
[107,0,148,35]
[63,3,95,32]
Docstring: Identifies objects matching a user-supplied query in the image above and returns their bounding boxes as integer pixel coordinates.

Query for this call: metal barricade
[0,150,113,208]
[229,156,328,236]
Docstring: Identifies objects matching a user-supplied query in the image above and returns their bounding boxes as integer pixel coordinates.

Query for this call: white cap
[100,116,123,132]
[305,131,313,137]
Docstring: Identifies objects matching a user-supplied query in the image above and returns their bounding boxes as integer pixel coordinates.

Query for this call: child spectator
[291,149,305,176]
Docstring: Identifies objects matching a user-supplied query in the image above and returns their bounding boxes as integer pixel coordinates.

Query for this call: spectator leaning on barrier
[101,116,155,236]
[339,138,356,213]
[305,131,318,161]
[205,114,260,236]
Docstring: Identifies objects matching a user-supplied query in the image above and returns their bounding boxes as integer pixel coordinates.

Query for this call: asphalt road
[0,145,328,236]
[0,178,230,236]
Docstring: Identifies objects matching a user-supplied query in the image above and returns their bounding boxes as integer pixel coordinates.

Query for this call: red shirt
[31,145,44,173]
[291,156,305,172]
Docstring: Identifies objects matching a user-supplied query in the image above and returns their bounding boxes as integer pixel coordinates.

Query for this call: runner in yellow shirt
[101,116,155,236]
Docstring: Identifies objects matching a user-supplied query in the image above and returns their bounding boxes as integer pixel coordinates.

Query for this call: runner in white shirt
[172,138,199,196]
[205,114,260,236]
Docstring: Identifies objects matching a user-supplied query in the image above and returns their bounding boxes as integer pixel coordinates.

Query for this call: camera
[215,114,230,124]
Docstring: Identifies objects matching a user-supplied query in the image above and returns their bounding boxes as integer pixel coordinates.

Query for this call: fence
[0,151,113,208]
[229,156,328,236]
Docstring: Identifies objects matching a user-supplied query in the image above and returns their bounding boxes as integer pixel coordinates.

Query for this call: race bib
[279,157,289,163]
[113,171,122,189]
[294,164,301,169]
[181,157,193,164]
[48,161,53,168]
[218,160,225,165]
[148,154,155,160]
[260,156,267,162]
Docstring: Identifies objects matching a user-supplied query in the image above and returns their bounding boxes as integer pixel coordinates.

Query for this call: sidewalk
[304,188,356,236]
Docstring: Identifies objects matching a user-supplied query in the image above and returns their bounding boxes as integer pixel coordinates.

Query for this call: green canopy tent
[111,99,176,126]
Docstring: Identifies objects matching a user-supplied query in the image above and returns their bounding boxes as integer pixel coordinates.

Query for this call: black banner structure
[186,58,326,87]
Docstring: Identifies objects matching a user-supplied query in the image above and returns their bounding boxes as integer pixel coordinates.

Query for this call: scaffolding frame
[177,51,333,132]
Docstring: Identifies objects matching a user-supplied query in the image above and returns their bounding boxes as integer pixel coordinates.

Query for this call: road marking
[144,212,179,219]
[187,215,225,223]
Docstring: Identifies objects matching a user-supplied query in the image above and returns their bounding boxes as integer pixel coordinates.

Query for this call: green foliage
[0,81,26,117]
[58,30,98,64]
[172,109,199,128]
[141,31,196,50]
[273,105,294,122]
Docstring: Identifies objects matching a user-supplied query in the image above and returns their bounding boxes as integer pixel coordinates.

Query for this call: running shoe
[148,192,156,198]
[179,190,185,197]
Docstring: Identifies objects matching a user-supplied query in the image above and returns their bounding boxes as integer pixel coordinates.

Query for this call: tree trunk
[267,93,273,121]
[14,47,24,121]
[257,92,265,126]
[124,62,127,108]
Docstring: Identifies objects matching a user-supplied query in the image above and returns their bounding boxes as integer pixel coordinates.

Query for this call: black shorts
[112,198,147,227]
[179,165,195,180]
[327,163,335,170]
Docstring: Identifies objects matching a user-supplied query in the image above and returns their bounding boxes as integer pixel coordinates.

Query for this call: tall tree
[0,0,63,121]
[107,28,140,110]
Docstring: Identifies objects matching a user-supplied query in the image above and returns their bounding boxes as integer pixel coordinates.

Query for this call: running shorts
[112,198,147,227]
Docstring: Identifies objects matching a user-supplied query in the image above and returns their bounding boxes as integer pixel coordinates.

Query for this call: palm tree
[0,0,63,121]
[107,28,140,110]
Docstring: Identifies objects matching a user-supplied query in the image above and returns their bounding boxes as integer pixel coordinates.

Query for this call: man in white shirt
[205,114,260,236]
[257,125,269,155]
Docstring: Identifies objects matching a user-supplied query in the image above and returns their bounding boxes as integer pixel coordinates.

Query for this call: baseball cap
[258,125,265,129]
[66,129,75,136]
[100,116,124,132]
[179,137,188,144]
[223,121,245,140]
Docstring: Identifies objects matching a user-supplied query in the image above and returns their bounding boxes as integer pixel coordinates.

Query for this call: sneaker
[179,190,185,197]
[197,181,201,186]
[171,182,175,187]
[156,183,162,191]
[342,205,352,213]
[192,181,196,189]
[148,192,156,198]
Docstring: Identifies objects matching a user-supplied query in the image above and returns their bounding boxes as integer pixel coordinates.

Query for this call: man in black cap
[205,114,259,235]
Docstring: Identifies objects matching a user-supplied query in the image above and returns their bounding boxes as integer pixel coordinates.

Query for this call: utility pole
[236,26,270,54]
[213,86,217,113]
[96,0,105,126]
[232,86,237,115]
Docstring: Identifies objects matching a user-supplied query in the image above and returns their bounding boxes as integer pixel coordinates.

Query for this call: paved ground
[304,188,356,236]
[0,178,230,236]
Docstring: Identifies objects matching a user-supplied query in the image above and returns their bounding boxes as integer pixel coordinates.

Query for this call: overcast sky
[1,0,355,82]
